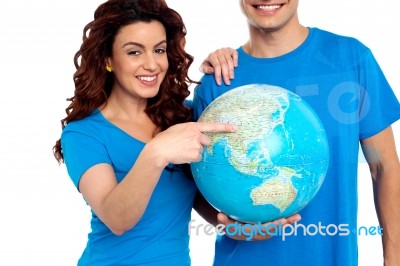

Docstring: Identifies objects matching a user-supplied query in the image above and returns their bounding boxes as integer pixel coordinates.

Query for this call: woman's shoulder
[62,109,105,135]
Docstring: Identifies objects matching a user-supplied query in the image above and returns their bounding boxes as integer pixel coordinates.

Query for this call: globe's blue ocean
[191,84,330,223]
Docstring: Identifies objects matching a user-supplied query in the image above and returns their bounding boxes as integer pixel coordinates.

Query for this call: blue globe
[191,84,329,223]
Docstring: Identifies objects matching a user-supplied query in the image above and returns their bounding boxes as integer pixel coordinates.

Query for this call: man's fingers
[199,62,215,75]
[207,55,223,86]
[231,48,239,67]
[286,214,301,224]
[215,52,232,86]
[201,48,238,86]
[217,212,230,225]
[226,48,238,79]
[219,48,237,85]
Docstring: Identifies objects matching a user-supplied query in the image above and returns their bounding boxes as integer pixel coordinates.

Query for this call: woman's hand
[151,122,237,166]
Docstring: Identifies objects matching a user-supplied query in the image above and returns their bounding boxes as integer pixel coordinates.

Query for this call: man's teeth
[258,5,280,11]
[138,76,156,82]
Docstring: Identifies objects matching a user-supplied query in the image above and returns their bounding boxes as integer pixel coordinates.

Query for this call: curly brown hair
[53,0,195,163]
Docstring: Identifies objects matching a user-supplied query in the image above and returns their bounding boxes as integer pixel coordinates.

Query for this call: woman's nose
[143,53,157,71]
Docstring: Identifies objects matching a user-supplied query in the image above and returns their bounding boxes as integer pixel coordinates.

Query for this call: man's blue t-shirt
[192,28,400,266]
[61,110,197,265]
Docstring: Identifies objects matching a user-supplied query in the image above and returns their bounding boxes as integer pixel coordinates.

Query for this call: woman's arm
[79,122,237,235]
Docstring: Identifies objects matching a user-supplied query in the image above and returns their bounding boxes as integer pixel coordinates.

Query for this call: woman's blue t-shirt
[61,110,197,265]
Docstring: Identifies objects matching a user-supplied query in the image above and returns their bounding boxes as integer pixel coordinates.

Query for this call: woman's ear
[105,58,112,72]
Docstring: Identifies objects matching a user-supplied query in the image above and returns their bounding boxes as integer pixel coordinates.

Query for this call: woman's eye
[128,50,140,56]
[155,48,166,54]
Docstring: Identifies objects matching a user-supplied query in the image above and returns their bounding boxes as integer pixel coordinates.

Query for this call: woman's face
[107,20,169,101]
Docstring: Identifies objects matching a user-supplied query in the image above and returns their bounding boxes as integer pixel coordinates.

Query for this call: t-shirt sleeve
[184,99,193,109]
[358,50,400,139]
[61,130,112,190]
[192,88,206,121]
[192,76,215,121]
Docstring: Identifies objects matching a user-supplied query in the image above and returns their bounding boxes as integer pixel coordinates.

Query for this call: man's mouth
[255,4,282,11]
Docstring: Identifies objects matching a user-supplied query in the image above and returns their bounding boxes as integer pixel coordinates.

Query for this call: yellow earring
[106,65,113,72]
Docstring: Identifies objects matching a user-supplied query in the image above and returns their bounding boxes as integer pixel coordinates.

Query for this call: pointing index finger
[197,122,237,133]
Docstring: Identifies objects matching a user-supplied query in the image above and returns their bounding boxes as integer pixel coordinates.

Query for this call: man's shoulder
[310,27,371,59]
[312,27,366,47]
[198,73,219,87]
[193,74,220,98]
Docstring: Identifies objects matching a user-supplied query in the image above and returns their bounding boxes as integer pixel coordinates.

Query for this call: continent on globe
[250,166,299,212]
[191,84,330,223]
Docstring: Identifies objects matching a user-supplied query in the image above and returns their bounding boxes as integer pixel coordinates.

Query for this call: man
[192,0,400,265]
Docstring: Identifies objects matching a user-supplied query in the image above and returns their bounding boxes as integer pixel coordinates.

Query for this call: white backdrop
[0,1,399,265]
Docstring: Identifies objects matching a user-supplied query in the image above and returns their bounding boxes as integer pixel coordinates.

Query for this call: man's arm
[361,126,400,266]
[193,191,220,226]
[193,191,301,241]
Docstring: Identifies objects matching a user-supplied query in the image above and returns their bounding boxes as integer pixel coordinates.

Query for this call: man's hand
[217,212,301,241]
[200,47,238,86]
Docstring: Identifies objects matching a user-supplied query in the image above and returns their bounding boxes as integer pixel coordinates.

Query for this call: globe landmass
[191,84,329,223]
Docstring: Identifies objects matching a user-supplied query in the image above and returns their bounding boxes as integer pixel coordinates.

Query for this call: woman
[53,0,235,264]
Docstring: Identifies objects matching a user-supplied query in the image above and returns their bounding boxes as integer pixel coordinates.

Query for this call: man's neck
[243,23,309,58]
